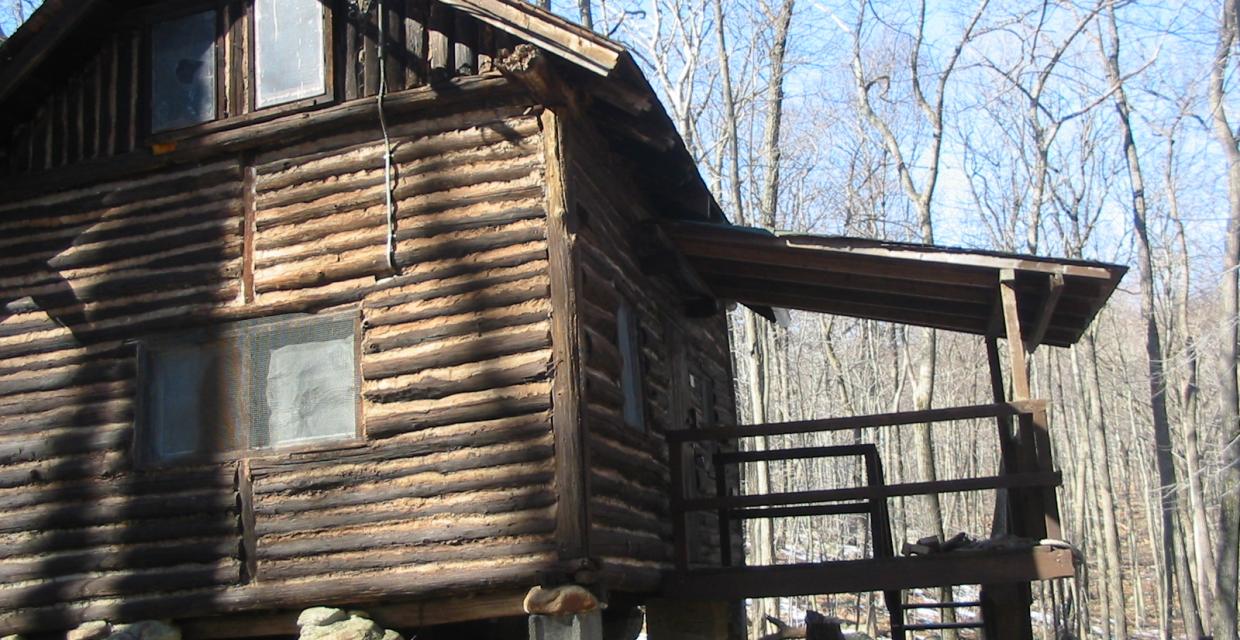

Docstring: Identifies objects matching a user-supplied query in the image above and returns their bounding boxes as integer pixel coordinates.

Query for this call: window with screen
[254,0,326,108]
[150,10,217,132]
[617,302,645,431]
[140,313,358,463]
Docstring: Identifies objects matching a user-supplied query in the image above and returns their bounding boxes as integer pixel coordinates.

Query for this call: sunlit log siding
[557,118,740,589]
[0,73,558,633]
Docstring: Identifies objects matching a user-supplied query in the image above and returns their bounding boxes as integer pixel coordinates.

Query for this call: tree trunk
[1211,2,1240,638]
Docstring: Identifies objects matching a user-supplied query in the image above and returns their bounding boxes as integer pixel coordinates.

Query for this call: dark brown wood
[237,460,258,583]
[1000,269,1031,400]
[404,0,429,87]
[363,3,380,96]
[542,108,590,560]
[428,1,452,78]
[681,472,1062,512]
[662,547,1076,601]
[453,9,476,75]
[669,401,1046,443]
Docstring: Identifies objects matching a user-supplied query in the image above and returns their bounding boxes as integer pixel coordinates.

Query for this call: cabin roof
[663,221,1127,348]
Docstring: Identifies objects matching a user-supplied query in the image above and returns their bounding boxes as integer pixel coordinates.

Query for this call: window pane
[145,341,242,461]
[151,10,217,132]
[617,303,645,430]
[255,0,326,108]
[250,316,356,447]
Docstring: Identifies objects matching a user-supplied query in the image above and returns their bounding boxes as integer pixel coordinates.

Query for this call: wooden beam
[667,400,1046,443]
[681,471,1061,512]
[661,547,1076,601]
[1026,272,1064,351]
[541,108,590,561]
[999,269,1031,400]
[437,0,623,76]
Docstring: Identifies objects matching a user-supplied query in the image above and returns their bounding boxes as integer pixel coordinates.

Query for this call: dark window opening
[617,301,645,431]
[139,312,358,464]
[150,10,218,132]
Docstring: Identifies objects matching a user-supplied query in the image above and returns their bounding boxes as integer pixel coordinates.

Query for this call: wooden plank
[713,443,877,465]
[363,3,380,96]
[1026,272,1064,350]
[1000,269,1031,400]
[385,0,406,91]
[681,472,1061,512]
[667,401,1046,443]
[727,502,872,521]
[454,8,477,75]
[404,0,429,87]
[542,108,590,561]
[437,0,622,76]
[661,547,1076,601]
[428,1,452,79]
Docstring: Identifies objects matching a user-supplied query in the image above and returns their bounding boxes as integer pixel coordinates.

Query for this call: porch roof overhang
[663,221,1127,349]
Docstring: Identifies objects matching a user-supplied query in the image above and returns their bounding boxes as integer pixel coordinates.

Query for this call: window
[139,313,358,463]
[254,0,327,108]
[150,10,218,132]
[617,302,645,430]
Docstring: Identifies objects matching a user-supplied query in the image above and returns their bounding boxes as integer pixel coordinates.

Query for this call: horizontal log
[0,341,127,377]
[0,538,239,583]
[0,397,132,437]
[393,217,546,266]
[0,423,131,464]
[249,410,551,475]
[364,273,548,327]
[255,485,555,536]
[0,465,234,511]
[364,298,551,354]
[5,259,241,313]
[0,555,553,636]
[365,381,552,437]
[362,351,551,403]
[0,487,238,534]
[363,256,547,309]
[0,451,129,489]
[256,509,555,560]
[362,320,550,380]
[255,451,553,514]
[0,513,239,559]
[0,561,240,610]
[0,359,132,399]
[258,536,555,581]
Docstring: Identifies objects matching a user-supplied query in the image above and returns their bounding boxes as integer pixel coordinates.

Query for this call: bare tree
[1210,1,1240,637]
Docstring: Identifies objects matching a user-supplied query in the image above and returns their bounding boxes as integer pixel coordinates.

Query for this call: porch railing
[665,400,1062,573]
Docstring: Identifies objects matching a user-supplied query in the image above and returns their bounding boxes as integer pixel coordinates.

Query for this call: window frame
[141,0,336,143]
[246,0,335,114]
[134,310,364,468]
[143,2,225,135]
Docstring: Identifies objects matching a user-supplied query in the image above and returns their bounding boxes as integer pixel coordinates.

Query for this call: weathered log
[259,536,553,581]
[0,465,234,510]
[362,351,551,403]
[254,450,553,514]
[0,397,132,436]
[364,380,552,436]
[0,514,238,559]
[0,538,239,583]
[254,485,555,536]
[0,487,237,534]
[364,274,548,327]
[0,359,132,399]
[256,509,554,560]
[0,451,129,489]
[362,320,550,380]
[0,561,241,610]
[363,298,551,354]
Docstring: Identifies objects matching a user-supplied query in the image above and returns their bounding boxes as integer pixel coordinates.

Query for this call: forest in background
[4,0,1240,638]
[550,0,1239,638]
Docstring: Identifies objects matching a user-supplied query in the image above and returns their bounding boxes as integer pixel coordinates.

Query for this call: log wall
[0,84,560,635]
[0,0,517,176]
[558,117,739,590]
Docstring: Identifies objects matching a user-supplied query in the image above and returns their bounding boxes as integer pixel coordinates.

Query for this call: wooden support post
[980,583,1033,640]
[1029,405,1062,540]
[714,453,733,567]
[669,438,688,571]
[1025,273,1064,351]
[998,269,1030,401]
[986,336,1017,537]
[542,109,590,561]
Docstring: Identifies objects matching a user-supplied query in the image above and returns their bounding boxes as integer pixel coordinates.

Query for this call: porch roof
[662,221,1127,349]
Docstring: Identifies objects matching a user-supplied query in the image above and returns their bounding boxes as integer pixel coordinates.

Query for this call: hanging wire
[375,0,398,274]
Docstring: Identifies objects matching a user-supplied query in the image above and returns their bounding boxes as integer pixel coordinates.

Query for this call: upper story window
[139,312,359,464]
[148,1,330,134]
[255,0,327,108]
[150,10,218,132]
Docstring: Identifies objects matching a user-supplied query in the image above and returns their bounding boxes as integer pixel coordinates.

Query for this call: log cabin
[0,2,1125,639]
